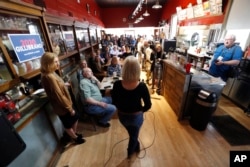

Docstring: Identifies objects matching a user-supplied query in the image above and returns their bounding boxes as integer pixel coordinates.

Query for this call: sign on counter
[8,34,45,63]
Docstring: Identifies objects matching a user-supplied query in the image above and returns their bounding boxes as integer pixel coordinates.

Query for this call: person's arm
[141,83,152,112]
[217,46,243,66]
[219,59,240,66]
[91,75,101,88]
[43,75,74,114]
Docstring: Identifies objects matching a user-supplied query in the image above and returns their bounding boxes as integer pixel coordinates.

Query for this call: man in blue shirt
[209,34,243,81]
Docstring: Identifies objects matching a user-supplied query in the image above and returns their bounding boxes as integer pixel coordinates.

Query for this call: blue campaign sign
[8,34,45,63]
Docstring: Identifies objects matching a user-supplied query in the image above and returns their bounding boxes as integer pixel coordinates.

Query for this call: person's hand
[91,76,99,82]
[70,110,75,116]
[215,60,224,66]
[65,82,71,87]
[98,102,107,108]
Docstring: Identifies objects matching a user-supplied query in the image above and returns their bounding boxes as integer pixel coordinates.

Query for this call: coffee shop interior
[1,0,250,166]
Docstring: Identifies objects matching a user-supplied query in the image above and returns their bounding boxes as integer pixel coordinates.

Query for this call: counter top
[190,69,226,86]
[187,50,212,59]
[14,93,48,131]
[163,59,187,74]
[163,59,225,86]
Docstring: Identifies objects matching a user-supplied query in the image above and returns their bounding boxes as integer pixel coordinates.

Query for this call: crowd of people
[39,33,156,158]
[40,32,244,159]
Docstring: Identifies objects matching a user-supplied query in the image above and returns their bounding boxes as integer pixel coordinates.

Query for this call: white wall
[104,27,155,40]
[224,0,250,50]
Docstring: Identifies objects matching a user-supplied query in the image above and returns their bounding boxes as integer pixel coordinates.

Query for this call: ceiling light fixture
[143,10,150,17]
[143,0,150,17]
[152,0,162,9]
[131,0,145,17]
[138,15,144,20]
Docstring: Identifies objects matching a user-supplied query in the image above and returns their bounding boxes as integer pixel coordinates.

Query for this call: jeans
[85,97,116,124]
[118,112,143,155]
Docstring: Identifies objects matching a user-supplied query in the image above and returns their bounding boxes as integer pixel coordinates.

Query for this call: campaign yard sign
[8,34,45,63]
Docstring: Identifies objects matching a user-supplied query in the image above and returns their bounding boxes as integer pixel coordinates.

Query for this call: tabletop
[100,76,121,90]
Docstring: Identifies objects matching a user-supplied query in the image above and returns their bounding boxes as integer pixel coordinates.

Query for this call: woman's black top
[111,80,152,113]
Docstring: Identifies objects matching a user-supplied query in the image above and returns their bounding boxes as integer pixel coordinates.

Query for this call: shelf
[20,69,40,80]
[179,14,224,26]
[58,50,78,60]
[0,28,29,32]
[79,45,92,52]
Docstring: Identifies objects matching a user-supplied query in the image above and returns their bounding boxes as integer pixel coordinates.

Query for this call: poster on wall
[8,34,45,63]
[179,9,187,21]
[193,4,204,17]
[186,7,194,19]
[203,1,211,15]
[209,0,222,15]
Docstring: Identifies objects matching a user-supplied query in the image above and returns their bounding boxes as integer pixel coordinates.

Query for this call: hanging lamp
[143,0,150,16]
[152,0,162,9]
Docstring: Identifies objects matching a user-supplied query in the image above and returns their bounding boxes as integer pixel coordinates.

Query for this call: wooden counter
[161,60,192,120]
[6,94,63,167]
[162,60,225,120]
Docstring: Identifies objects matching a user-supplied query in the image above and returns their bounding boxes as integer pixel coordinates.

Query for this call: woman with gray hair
[111,56,152,159]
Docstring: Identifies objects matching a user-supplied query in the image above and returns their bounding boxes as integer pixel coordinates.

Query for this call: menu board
[186,7,194,19]
[178,9,187,21]
[203,1,210,15]
[209,0,222,15]
[193,4,204,17]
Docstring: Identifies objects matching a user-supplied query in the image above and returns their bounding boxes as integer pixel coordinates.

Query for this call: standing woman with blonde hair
[40,52,85,144]
[111,56,152,158]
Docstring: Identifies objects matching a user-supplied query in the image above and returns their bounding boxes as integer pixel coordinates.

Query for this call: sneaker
[97,122,110,128]
[74,136,86,145]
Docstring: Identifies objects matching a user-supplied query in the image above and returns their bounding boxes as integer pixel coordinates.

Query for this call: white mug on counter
[113,71,117,77]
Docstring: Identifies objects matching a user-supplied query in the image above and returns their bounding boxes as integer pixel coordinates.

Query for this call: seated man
[79,68,116,127]
[107,56,122,77]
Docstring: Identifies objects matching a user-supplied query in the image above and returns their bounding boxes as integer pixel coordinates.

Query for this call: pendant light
[152,0,162,9]
[143,0,150,17]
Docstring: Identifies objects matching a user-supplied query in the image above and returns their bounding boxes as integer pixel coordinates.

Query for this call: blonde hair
[40,52,57,74]
[122,56,140,82]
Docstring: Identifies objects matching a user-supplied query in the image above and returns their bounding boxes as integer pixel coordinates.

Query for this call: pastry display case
[0,11,49,93]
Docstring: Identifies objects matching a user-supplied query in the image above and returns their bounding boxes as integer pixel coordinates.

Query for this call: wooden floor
[55,75,250,167]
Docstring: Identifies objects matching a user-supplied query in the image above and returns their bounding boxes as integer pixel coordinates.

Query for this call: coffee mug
[113,71,117,77]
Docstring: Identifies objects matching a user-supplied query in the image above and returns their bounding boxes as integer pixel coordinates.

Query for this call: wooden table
[100,76,121,90]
